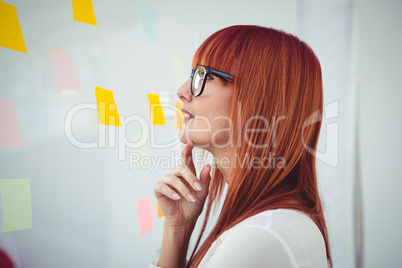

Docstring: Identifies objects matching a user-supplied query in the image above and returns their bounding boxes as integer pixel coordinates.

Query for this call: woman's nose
[176,79,193,102]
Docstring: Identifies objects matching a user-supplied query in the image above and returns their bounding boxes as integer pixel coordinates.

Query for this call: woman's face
[177,73,233,150]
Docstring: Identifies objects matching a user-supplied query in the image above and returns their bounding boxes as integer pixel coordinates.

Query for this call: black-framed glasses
[190,65,234,97]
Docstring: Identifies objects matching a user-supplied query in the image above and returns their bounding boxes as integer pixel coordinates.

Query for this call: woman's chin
[178,131,188,144]
[178,133,211,149]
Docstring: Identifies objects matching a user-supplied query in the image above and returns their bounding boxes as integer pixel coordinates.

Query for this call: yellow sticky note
[0,179,32,232]
[72,0,97,25]
[172,57,187,88]
[95,86,122,126]
[147,94,165,125]
[156,199,164,218]
[175,101,184,130]
[0,1,27,52]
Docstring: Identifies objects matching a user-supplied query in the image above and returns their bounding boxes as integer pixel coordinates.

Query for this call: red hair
[187,25,332,268]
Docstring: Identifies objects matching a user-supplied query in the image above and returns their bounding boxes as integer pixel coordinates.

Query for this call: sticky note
[42,57,60,94]
[137,198,153,236]
[95,86,122,126]
[0,1,27,52]
[132,134,148,156]
[90,108,98,126]
[172,57,187,88]
[0,179,32,232]
[48,48,84,92]
[72,0,97,25]
[156,199,164,218]
[140,7,159,42]
[175,101,184,130]
[130,134,149,170]
[0,99,26,148]
[147,94,165,125]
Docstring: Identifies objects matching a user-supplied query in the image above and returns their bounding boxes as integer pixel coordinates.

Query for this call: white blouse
[150,208,328,268]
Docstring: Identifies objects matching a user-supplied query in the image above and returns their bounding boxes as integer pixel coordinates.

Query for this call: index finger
[181,141,196,175]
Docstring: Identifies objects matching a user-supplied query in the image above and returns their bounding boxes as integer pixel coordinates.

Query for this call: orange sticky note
[137,198,153,236]
[0,99,27,148]
[175,101,184,130]
[48,48,84,91]
[95,86,122,126]
[0,1,27,52]
[72,0,97,25]
[156,199,164,218]
[147,94,165,125]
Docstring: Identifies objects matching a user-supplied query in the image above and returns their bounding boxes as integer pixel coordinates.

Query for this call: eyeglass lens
[192,66,206,96]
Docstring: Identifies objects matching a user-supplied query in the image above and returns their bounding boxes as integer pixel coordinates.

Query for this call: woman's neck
[209,147,231,184]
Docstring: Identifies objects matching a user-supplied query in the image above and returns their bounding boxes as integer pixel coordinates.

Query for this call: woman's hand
[154,141,212,228]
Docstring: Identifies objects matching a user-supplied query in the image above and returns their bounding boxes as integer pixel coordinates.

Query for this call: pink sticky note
[0,99,27,148]
[48,48,84,91]
[137,198,153,236]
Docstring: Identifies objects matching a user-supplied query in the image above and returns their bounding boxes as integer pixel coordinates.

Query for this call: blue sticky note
[140,7,159,42]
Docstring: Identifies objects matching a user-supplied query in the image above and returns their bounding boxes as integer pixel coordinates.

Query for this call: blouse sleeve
[149,256,161,268]
[149,256,189,268]
[200,225,297,268]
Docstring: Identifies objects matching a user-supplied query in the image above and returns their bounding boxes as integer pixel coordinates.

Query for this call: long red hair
[186,25,332,268]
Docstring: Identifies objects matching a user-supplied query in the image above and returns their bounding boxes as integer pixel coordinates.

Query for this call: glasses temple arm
[210,69,234,83]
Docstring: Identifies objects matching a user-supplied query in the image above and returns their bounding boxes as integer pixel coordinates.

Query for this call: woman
[151,25,332,268]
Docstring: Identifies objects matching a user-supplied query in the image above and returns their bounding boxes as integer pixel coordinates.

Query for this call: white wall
[297,1,356,267]
[356,0,402,267]
[0,0,363,267]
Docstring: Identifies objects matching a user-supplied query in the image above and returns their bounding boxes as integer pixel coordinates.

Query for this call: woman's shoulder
[225,209,325,244]
[215,209,327,267]
[199,209,328,267]
[229,208,320,233]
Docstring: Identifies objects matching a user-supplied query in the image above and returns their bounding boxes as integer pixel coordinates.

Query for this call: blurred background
[0,0,401,267]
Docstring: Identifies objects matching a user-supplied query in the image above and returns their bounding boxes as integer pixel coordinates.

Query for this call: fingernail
[188,194,196,202]
[194,182,202,191]
[172,193,180,200]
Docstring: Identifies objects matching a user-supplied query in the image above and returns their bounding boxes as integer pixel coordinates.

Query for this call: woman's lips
[181,108,194,117]
[181,108,195,123]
